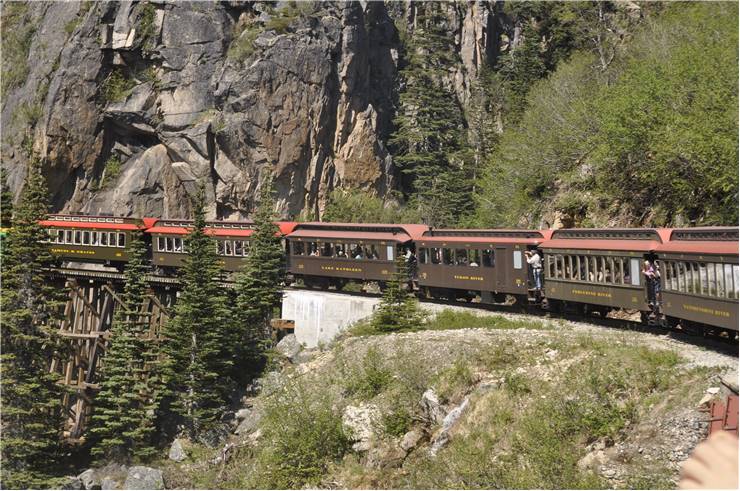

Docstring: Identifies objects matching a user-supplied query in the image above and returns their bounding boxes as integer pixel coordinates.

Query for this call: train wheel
[378,281,388,292]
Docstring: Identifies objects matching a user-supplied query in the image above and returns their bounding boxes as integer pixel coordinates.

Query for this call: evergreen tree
[1,166,13,228]
[389,3,474,227]
[160,187,233,439]
[0,158,65,488]
[88,231,159,462]
[233,181,285,377]
[371,255,423,333]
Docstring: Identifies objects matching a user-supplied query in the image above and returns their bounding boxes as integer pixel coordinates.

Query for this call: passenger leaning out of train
[642,260,657,306]
[525,250,543,291]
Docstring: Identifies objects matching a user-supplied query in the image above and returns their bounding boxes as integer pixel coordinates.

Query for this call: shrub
[248,380,351,489]
[99,155,122,188]
[381,407,412,437]
[227,25,261,61]
[137,3,156,51]
[343,347,392,399]
[102,70,136,103]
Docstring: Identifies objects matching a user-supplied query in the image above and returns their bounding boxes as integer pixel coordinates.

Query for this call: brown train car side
[286,223,428,287]
[655,227,739,332]
[540,229,669,313]
[416,229,551,302]
[40,215,145,264]
[148,220,256,272]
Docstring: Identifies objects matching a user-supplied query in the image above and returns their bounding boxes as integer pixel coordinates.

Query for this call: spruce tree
[88,231,159,462]
[372,255,424,333]
[389,3,474,227]
[0,158,65,488]
[233,182,285,377]
[160,187,233,439]
[1,166,13,228]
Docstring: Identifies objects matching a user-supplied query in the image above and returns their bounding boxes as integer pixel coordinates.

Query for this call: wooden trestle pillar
[49,278,171,442]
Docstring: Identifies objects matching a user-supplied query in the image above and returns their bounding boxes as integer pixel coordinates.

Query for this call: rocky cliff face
[1,1,499,219]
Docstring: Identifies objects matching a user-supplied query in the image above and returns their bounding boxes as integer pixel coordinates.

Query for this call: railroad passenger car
[40,215,151,265]
[540,228,670,316]
[655,227,738,333]
[286,222,428,289]
[147,220,298,273]
[415,229,553,303]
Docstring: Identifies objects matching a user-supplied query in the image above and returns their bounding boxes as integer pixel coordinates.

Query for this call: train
[38,214,739,338]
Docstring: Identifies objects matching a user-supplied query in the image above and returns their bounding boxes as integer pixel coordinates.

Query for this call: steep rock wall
[1,1,499,219]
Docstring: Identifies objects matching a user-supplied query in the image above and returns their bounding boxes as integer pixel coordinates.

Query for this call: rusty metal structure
[49,276,174,441]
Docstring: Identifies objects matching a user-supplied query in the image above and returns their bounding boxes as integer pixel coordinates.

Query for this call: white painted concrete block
[281,290,380,348]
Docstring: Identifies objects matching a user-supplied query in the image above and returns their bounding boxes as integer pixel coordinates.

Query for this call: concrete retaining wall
[281,290,380,348]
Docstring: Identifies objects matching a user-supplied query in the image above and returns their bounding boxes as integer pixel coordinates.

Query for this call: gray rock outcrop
[123,466,164,490]
[2,1,499,219]
[168,438,187,462]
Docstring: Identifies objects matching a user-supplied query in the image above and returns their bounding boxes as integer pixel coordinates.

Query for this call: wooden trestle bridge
[48,268,178,441]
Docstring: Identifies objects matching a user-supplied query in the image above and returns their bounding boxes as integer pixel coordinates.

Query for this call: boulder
[367,442,407,469]
[400,429,423,452]
[421,389,446,426]
[276,334,302,360]
[100,477,120,490]
[430,397,470,456]
[342,403,379,452]
[63,477,84,490]
[78,469,99,490]
[123,466,164,490]
[168,438,187,462]
[235,408,251,420]
[235,407,263,436]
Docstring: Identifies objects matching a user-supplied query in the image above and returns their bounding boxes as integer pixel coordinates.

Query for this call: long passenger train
[38,215,739,338]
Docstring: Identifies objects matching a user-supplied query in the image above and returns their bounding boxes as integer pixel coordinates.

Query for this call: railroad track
[286,285,739,356]
[47,267,737,356]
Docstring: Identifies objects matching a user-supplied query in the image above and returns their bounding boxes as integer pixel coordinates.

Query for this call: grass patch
[137,3,156,51]
[341,346,392,399]
[93,155,122,190]
[228,24,261,61]
[425,309,548,331]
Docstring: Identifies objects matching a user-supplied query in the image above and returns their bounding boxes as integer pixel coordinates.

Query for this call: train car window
[723,264,734,299]
[90,231,98,245]
[430,248,441,264]
[386,245,395,261]
[82,231,90,245]
[418,248,427,264]
[606,258,615,283]
[469,249,480,267]
[482,249,494,268]
[217,240,225,255]
[350,244,363,259]
[707,263,717,297]
[513,250,523,270]
[65,230,72,244]
[118,233,125,247]
[714,263,725,297]
[576,256,585,281]
[629,258,640,286]
[733,265,740,299]
[698,263,708,295]
[165,237,173,252]
[46,229,54,242]
[546,255,554,278]
[74,231,81,244]
[321,242,332,257]
[455,249,468,266]
[57,230,65,243]
[174,238,183,253]
[225,240,233,256]
[156,237,164,251]
[100,232,107,247]
[677,262,687,292]
[306,242,316,256]
[364,244,378,260]
[442,248,453,265]
[294,242,304,255]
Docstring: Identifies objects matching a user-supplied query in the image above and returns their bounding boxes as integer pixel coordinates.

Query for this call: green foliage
[93,155,122,190]
[1,2,36,99]
[425,309,551,331]
[476,2,738,227]
[322,189,421,224]
[342,347,392,399]
[371,255,424,333]
[247,380,351,489]
[232,180,285,380]
[227,25,260,61]
[102,70,137,103]
[0,157,66,489]
[380,407,412,437]
[137,3,156,51]
[89,231,160,462]
[160,186,234,439]
[1,167,13,228]
[389,3,474,227]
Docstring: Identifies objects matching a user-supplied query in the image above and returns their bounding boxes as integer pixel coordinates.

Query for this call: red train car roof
[541,228,667,252]
[289,222,429,242]
[656,227,739,256]
[419,229,553,245]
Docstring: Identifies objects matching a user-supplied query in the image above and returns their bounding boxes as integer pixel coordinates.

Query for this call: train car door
[495,247,508,290]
